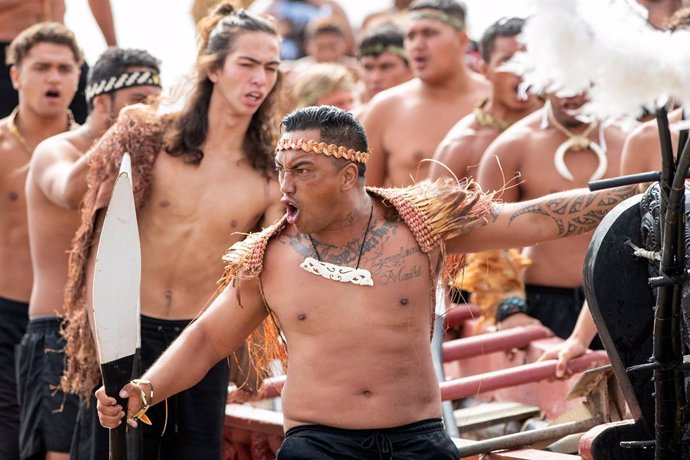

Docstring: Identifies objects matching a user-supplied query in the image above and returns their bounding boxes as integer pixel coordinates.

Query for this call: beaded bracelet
[496,296,529,323]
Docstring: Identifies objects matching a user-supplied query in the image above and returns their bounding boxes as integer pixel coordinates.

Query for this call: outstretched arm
[96,277,268,428]
[447,184,639,254]
[31,138,93,210]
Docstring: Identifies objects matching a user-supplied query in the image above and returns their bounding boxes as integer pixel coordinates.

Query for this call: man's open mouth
[282,199,300,224]
[46,89,61,100]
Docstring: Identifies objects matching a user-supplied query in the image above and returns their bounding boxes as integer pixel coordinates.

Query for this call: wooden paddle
[92,153,141,460]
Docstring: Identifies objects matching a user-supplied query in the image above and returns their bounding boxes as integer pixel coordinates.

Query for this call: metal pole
[432,281,460,437]
[457,418,600,457]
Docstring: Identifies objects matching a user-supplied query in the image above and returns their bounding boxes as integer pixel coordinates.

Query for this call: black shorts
[525,284,603,349]
[0,41,88,123]
[70,315,229,460]
[16,317,80,458]
[0,297,28,460]
[276,418,459,460]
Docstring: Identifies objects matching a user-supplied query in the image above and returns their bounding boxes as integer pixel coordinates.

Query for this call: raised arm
[96,276,269,428]
[446,184,639,254]
[88,0,117,46]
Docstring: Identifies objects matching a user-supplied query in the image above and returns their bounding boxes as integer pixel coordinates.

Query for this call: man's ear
[92,93,111,113]
[9,65,19,90]
[207,65,219,83]
[457,30,469,50]
[478,59,489,78]
[340,162,360,191]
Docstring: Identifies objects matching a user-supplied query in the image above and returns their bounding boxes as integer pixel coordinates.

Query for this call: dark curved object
[584,194,655,436]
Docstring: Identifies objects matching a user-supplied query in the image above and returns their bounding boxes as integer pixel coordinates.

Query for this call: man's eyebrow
[278,159,314,170]
[237,55,280,66]
[290,160,313,168]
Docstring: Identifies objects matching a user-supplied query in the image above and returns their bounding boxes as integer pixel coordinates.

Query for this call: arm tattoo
[508,185,638,237]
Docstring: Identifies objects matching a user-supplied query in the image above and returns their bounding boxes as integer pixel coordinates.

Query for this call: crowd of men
[1,0,687,459]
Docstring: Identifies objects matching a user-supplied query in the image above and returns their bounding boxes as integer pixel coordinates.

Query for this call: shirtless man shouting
[95,105,637,459]
[429,16,540,181]
[0,23,81,460]
[362,0,489,187]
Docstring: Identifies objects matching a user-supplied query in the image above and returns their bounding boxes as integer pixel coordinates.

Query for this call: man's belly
[281,356,441,431]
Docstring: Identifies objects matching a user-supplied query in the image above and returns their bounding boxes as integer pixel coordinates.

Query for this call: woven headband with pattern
[276,138,370,164]
[358,44,408,62]
[408,11,465,31]
[85,70,161,102]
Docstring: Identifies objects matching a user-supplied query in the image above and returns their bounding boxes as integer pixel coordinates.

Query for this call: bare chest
[261,220,435,337]
[519,130,623,198]
[382,100,476,185]
[141,154,269,237]
[0,147,29,223]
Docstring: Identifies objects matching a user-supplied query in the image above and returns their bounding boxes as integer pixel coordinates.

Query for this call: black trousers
[70,315,228,460]
[0,297,29,460]
[277,418,459,460]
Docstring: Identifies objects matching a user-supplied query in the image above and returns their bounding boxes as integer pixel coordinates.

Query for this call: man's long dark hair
[164,2,282,178]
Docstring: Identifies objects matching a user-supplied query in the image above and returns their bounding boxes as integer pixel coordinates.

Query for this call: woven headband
[85,70,161,102]
[358,44,408,62]
[408,11,465,31]
[276,138,370,164]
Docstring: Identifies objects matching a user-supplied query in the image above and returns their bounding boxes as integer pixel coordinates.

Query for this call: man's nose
[251,68,267,87]
[280,173,295,195]
[46,67,61,82]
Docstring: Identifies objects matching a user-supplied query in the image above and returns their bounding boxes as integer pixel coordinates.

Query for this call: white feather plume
[512,0,690,122]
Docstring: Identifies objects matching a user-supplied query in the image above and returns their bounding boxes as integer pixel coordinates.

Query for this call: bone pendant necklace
[548,104,607,182]
[300,202,374,287]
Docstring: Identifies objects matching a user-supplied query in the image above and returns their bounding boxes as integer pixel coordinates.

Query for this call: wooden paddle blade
[92,153,142,459]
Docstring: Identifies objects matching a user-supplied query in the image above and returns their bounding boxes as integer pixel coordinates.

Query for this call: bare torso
[0,121,33,301]
[136,149,280,319]
[261,202,441,430]
[430,113,498,180]
[479,109,626,287]
[0,0,65,42]
[621,108,682,175]
[364,76,489,187]
[26,129,91,316]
